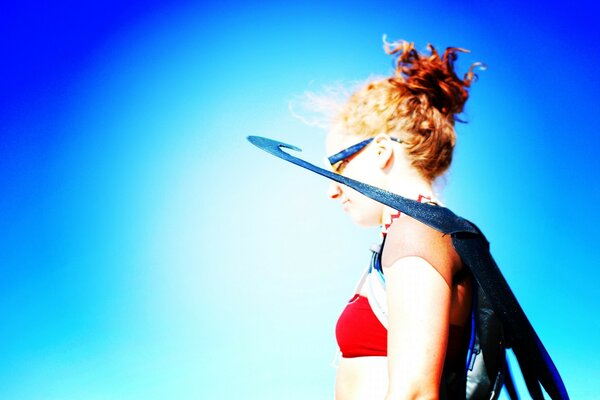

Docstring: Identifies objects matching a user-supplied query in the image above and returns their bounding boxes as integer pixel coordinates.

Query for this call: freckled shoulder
[381,214,462,287]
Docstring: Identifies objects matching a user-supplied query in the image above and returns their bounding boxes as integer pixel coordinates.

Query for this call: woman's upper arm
[381,216,459,399]
[384,255,451,399]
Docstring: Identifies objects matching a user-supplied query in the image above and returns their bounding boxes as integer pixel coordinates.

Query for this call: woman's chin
[348,211,380,228]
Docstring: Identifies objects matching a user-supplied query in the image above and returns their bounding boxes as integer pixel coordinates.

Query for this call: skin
[327,131,470,400]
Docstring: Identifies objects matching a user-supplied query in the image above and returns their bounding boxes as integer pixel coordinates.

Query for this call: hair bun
[383,37,483,121]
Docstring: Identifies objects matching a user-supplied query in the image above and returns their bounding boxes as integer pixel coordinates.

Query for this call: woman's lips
[342,199,350,211]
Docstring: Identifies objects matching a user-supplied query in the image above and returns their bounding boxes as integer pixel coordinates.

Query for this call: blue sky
[1,1,599,398]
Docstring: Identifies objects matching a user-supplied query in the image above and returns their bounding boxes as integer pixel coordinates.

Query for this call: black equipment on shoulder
[247,135,569,400]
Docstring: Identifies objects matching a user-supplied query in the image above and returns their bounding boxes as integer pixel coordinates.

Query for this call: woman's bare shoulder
[381,213,462,285]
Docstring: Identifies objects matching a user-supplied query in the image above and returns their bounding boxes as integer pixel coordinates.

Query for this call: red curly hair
[334,39,482,182]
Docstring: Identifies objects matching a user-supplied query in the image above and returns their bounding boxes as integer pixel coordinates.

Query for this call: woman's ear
[373,134,394,170]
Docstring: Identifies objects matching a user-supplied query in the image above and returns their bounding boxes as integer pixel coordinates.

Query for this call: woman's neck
[386,168,435,200]
[380,168,437,224]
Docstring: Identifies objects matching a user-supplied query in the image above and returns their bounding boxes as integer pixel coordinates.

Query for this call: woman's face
[325,132,386,227]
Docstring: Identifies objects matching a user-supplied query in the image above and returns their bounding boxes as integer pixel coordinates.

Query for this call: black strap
[248,136,569,400]
[247,136,478,235]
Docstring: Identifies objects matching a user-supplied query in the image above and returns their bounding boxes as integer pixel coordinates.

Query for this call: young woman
[327,40,479,400]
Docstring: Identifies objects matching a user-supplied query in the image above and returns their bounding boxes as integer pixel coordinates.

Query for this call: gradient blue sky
[1,1,599,399]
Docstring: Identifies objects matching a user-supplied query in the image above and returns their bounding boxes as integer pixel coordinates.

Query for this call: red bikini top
[336,294,387,357]
[335,294,465,358]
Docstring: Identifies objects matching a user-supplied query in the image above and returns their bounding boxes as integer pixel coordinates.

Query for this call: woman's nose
[327,181,342,199]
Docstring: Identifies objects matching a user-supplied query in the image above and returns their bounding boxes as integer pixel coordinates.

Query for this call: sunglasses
[328,136,403,173]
